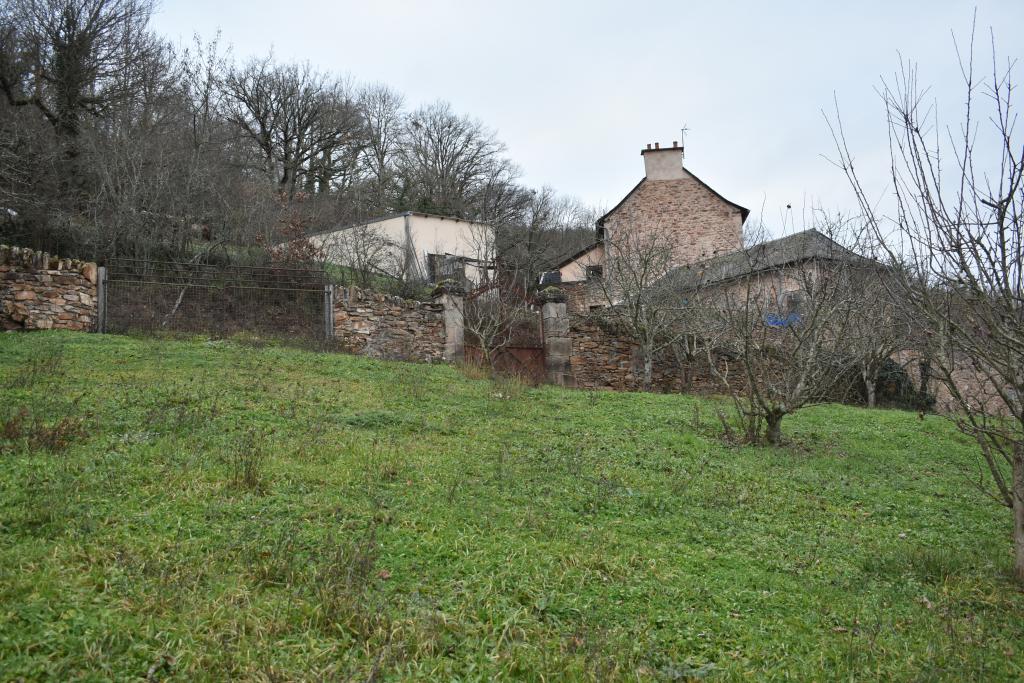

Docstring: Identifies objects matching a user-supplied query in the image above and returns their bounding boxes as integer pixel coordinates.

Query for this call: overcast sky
[152,1,1024,233]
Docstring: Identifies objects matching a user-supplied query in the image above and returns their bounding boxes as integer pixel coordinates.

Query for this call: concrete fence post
[96,266,107,333]
[540,289,572,386]
[434,286,464,362]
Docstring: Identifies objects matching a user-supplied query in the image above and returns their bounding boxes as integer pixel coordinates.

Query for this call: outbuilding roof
[655,229,869,291]
[305,211,490,239]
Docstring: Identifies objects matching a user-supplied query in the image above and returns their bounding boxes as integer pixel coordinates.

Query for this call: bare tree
[844,263,913,407]
[589,225,690,391]
[0,0,157,140]
[317,222,396,288]
[829,26,1024,581]
[396,101,518,219]
[684,219,859,445]
[453,219,528,369]
[358,82,404,213]
[224,58,366,197]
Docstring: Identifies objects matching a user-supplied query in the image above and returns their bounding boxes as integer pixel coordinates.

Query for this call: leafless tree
[396,100,518,220]
[497,186,595,290]
[224,58,366,197]
[843,263,914,407]
[318,222,396,288]
[829,25,1024,581]
[589,225,690,391]
[684,218,859,445]
[458,221,531,370]
[358,82,404,213]
[0,0,157,139]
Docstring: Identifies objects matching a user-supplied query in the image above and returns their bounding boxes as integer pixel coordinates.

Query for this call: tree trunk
[642,354,653,392]
[864,368,877,408]
[765,412,784,446]
[1014,452,1024,583]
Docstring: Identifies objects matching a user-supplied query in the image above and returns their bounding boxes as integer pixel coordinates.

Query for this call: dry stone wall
[333,286,448,362]
[567,315,680,391]
[1,246,98,331]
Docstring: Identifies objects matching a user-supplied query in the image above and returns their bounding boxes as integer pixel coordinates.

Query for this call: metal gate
[99,259,330,340]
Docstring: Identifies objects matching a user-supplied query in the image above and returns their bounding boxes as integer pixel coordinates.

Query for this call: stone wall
[568,315,674,391]
[0,245,98,331]
[560,280,605,314]
[564,313,721,393]
[332,285,453,363]
[601,169,744,268]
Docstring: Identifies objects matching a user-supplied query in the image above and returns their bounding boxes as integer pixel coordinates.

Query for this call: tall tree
[396,100,517,219]
[831,27,1024,581]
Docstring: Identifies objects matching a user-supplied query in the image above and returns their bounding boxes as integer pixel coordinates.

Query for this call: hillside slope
[0,332,1021,681]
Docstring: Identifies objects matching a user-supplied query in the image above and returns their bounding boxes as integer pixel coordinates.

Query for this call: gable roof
[549,241,603,271]
[655,229,870,291]
[596,168,751,230]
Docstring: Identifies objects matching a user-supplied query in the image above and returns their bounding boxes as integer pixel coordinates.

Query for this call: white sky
[152,0,1024,233]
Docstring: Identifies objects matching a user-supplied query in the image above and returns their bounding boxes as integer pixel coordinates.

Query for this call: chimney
[640,141,685,180]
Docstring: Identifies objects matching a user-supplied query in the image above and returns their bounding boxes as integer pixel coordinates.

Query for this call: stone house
[545,141,749,311]
[654,228,870,315]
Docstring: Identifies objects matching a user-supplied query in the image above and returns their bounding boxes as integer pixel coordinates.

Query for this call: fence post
[96,266,107,334]
[540,288,572,386]
[323,284,334,340]
[433,285,464,362]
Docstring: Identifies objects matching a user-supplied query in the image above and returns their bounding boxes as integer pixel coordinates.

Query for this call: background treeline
[0,0,595,270]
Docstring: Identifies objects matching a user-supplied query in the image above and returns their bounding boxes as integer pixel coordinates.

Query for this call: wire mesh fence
[102,259,329,340]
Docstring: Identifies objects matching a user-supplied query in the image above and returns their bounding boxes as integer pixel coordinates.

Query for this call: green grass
[0,331,1021,681]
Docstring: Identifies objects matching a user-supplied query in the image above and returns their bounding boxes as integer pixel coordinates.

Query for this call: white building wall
[309,213,492,285]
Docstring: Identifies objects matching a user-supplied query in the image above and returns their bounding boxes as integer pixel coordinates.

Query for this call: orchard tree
[830,26,1024,581]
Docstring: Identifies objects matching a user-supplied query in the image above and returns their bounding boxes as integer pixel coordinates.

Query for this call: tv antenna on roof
[680,124,690,147]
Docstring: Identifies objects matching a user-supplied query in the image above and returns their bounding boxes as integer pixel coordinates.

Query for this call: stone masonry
[332,285,462,363]
[0,245,98,331]
[598,144,745,270]
[601,172,744,266]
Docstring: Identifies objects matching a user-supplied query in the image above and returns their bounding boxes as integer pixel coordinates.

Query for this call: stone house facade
[549,141,748,299]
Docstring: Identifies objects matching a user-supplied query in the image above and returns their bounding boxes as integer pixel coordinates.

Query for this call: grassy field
[0,331,1021,681]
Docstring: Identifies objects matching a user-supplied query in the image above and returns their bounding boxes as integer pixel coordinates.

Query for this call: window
[585,265,604,280]
[427,253,466,284]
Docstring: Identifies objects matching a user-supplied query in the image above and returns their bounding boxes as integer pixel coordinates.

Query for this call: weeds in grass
[1,406,88,454]
[6,346,65,388]
[243,521,301,588]
[344,410,408,430]
[360,439,406,484]
[457,362,490,382]
[226,428,269,493]
[143,384,222,435]
[491,374,527,401]
[862,545,973,584]
[312,523,389,642]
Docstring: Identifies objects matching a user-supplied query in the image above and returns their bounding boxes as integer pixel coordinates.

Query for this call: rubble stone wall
[0,246,98,331]
[333,285,447,362]
[566,314,720,393]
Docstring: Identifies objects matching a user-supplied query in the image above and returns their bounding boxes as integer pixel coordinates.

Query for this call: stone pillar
[540,288,572,386]
[434,286,464,362]
[95,266,107,333]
